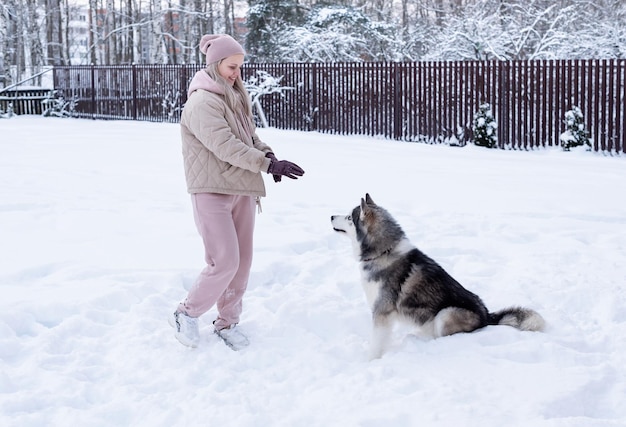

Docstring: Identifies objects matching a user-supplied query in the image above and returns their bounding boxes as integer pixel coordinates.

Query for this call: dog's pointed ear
[365,193,375,206]
[360,197,369,219]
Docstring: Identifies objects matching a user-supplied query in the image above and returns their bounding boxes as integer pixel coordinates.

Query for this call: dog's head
[331,194,405,261]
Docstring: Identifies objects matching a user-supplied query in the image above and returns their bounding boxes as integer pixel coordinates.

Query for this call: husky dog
[331,194,545,359]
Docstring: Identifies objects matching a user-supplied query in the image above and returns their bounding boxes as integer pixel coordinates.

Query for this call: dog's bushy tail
[488,307,546,332]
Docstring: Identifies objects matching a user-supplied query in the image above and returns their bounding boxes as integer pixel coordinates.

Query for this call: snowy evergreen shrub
[42,90,76,118]
[559,106,591,151]
[472,103,497,148]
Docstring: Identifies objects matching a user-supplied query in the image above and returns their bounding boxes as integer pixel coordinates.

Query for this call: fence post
[90,65,95,119]
[181,65,188,107]
[311,62,318,131]
[393,62,402,140]
[132,64,137,121]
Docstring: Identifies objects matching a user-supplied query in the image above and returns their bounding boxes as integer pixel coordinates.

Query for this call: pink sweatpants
[178,193,255,329]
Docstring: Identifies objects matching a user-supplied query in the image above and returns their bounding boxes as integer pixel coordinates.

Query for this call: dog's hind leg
[434,307,483,337]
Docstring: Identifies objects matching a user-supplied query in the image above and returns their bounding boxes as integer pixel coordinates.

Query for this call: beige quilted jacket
[181,71,273,197]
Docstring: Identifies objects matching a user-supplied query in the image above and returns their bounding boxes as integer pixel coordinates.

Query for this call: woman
[170,34,305,350]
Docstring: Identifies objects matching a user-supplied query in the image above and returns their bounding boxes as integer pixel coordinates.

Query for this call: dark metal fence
[53,60,626,153]
[0,88,51,115]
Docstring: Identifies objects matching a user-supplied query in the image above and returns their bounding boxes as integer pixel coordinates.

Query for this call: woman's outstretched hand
[267,159,305,180]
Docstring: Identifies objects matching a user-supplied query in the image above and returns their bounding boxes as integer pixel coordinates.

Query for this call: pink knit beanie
[199,34,245,65]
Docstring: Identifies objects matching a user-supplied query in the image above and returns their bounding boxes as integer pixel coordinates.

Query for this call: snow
[1,116,626,427]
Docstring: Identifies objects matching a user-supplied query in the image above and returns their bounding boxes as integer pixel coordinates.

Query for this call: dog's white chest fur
[360,274,381,310]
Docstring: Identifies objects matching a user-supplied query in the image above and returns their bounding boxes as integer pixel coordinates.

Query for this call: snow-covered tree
[0,2,9,87]
[425,0,509,60]
[472,103,498,148]
[560,106,591,151]
[3,0,626,73]
[424,0,593,61]
[245,0,308,62]
[556,0,626,58]
[304,5,399,61]
[250,5,401,62]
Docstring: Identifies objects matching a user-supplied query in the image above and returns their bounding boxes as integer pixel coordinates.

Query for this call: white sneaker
[169,311,199,348]
[215,324,249,351]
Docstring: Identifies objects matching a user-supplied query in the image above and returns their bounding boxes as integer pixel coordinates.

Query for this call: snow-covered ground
[1,116,625,427]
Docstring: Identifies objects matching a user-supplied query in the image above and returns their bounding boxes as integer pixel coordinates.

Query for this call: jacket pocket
[221,163,246,181]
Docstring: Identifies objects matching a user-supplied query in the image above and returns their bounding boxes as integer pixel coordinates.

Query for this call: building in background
[68,7,89,65]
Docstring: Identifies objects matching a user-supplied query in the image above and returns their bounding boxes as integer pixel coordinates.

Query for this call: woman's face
[218,54,245,86]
